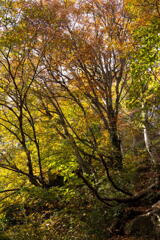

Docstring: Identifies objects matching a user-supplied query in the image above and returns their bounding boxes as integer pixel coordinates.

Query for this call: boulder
[125,201,160,240]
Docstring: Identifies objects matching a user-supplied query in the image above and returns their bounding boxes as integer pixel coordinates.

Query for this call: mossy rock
[125,209,160,240]
[125,214,154,237]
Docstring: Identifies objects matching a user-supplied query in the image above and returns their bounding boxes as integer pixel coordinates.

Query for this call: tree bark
[109,123,123,170]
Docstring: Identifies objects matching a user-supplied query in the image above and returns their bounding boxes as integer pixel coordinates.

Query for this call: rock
[125,201,160,240]
[125,213,155,237]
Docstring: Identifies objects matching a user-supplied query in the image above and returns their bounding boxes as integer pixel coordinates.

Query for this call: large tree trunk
[109,123,123,170]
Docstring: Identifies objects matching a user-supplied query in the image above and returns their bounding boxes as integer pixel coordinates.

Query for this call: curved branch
[76,169,157,205]
[100,155,133,196]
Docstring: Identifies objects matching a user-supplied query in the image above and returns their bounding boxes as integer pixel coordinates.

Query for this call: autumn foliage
[0,0,159,239]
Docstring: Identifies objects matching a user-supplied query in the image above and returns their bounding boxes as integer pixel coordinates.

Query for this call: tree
[0,1,160,232]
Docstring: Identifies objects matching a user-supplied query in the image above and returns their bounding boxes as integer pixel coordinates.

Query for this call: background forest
[0,0,160,239]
